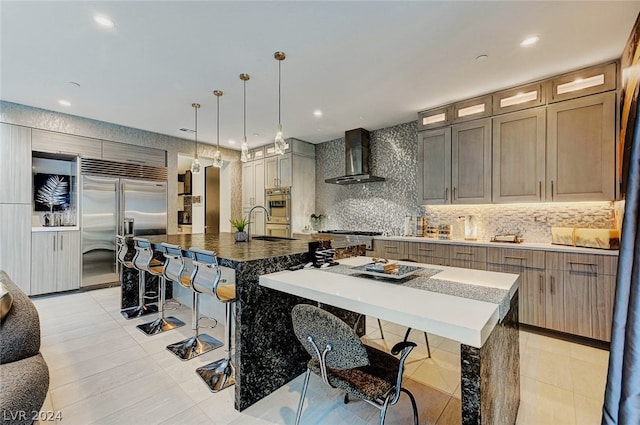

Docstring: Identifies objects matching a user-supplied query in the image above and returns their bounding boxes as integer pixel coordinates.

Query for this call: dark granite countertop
[144,232,357,263]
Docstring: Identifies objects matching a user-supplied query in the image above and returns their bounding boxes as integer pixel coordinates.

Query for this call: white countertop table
[259,256,519,348]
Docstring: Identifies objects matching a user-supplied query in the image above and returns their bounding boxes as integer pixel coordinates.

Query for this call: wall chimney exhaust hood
[325,128,385,184]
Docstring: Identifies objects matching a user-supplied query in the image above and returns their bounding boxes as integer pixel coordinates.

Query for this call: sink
[251,236,299,242]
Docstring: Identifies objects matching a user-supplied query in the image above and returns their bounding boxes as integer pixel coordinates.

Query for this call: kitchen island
[120,232,365,411]
[260,256,521,425]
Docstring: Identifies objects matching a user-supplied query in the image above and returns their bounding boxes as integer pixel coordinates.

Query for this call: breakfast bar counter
[260,256,521,425]
[120,232,366,411]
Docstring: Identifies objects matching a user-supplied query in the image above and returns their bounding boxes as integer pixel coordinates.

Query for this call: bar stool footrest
[121,304,158,320]
[166,334,223,361]
[137,316,186,336]
[164,299,182,310]
[196,357,236,392]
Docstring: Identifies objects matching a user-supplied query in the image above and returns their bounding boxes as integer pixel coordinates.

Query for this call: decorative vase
[235,231,248,242]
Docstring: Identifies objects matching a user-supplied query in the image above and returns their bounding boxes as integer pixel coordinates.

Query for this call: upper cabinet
[417,60,618,205]
[451,118,492,204]
[32,129,101,159]
[265,153,292,188]
[418,128,451,204]
[546,92,616,202]
[492,107,546,203]
[549,62,617,103]
[102,140,166,167]
[0,123,31,204]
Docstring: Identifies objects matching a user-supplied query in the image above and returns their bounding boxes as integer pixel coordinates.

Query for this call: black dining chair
[291,304,419,425]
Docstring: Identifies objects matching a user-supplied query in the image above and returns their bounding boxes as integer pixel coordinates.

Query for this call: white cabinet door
[0,204,31,294]
[279,154,292,187]
[265,157,278,189]
[31,232,57,295]
[56,231,80,292]
[0,123,31,204]
[242,161,254,209]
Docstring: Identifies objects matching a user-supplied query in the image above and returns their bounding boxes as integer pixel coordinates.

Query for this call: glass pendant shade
[212,150,223,168]
[240,138,249,162]
[274,123,286,155]
[191,103,201,174]
[212,90,224,168]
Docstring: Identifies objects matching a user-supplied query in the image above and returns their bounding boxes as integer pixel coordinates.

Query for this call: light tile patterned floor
[31,287,609,424]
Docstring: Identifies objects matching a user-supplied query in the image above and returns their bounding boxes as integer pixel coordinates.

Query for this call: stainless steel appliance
[265,187,291,237]
[81,175,167,287]
[324,128,385,184]
[317,230,382,251]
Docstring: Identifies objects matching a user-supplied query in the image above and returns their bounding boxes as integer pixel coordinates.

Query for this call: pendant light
[273,51,287,155]
[240,73,250,163]
[190,103,202,174]
[212,90,224,168]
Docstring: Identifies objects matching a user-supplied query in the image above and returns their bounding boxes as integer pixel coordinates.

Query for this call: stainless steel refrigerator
[81,176,167,287]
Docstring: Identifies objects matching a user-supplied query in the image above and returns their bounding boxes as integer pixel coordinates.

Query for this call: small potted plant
[310,213,325,231]
[230,217,251,242]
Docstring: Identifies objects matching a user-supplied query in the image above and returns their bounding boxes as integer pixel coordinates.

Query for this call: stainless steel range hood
[325,128,385,184]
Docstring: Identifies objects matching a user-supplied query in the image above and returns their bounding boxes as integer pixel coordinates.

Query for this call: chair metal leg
[137,276,186,336]
[196,301,236,392]
[294,368,311,425]
[401,387,419,425]
[166,292,222,360]
[121,270,158,319]
[377,318,385,339]
[424,332,431,358]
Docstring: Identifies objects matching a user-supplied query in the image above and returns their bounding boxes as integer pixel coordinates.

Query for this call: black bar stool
[193,248,237,392]
[164,244,223,361]
[118,235,158,319]
[134,240,185,335]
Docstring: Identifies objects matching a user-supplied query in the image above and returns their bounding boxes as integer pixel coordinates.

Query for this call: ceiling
[2,1,640,151]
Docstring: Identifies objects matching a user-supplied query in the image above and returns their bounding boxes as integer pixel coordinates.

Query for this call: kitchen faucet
[246,205,270,241]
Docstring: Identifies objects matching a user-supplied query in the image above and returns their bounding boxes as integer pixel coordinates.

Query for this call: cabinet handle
[453,187,457,200]
[550,275,555,294]
[126,159,146,164]
[444,188,449,201]
[60,234,63,251]
[53,235,56,252]
[504,256,526,261]
[551,181,554,201]
[539,274,544,295]
[456,251,474,255]
[418,248,434,252]
[539,181,542,200]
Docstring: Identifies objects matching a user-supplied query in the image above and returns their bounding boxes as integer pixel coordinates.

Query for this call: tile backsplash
[315,119,623,243]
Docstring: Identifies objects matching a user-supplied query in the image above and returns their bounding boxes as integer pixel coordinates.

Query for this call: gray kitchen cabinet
[546,92,616,202]
[31,129,102,159]
[0,123,31,204]
[549,62,617,103]
[0,204,31,294]
[452,95,492,124]
[418,128,451,204]
[447,244,487,270]
[372,240,407,260]
[417,105,452,131]
[406,242,448,265]
[544,257,565,333]
[487,247,546,328]
[265,153,292,188]
[492,82,547,115]
[31,230,80,295]
[242,158,265,235]
[451,118,492,204]
[492,108,546,203]
[102,140,166,167]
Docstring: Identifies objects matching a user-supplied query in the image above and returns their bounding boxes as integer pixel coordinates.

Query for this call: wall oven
[266,187,291,237]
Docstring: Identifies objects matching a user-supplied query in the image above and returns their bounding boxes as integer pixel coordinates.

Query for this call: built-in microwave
[266,187,290,225]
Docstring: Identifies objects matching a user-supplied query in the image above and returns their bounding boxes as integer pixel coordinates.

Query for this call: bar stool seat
[193,248,237,392]
[164,243,223,361]
[118,235,158,319]
[134,239,186,336]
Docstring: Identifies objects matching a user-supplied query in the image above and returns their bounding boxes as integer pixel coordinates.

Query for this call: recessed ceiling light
[313,110,323,117]
[58,100,71,107]
[94,15,115,28]
[475,54,488,61]
[520,35,539,47]
[228,140,236,145]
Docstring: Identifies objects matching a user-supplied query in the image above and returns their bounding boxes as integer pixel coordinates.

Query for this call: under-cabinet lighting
[422,113,446,125]
[557,74,605,94]
[500,90,538,108]
[458,104,485,117]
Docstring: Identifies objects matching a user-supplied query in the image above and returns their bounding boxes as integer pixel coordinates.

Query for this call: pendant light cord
[194,104,198,157]
[278,59,281,126]
[243,78,247,141]
[216,94,220,149]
